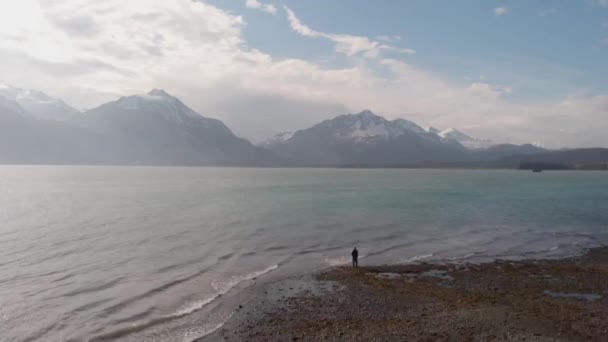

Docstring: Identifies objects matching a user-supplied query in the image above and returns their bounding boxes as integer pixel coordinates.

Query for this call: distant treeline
[518,162,608,171]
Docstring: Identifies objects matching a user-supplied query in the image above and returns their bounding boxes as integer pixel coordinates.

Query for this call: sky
[0,0,607,147]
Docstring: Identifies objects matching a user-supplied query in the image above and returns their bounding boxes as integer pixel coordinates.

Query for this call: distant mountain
[1,85,605,169]
[261,111,559,167]
[0,87,284,166]
[0,95,28,122]
[264,110,468,166]
[0,95,106,164]
[0,84,81,122]
[426,127,441,135]
[79,89,284,166]
[259,131,295,148]
[439,128,494,150]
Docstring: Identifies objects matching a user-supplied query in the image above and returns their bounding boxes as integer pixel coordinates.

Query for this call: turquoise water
[0,166,606,341]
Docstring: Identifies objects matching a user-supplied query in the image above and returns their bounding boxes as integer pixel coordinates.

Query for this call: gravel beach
[202,247,608,341]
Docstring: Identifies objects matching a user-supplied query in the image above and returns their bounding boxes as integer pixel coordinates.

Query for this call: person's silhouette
[351,247,359,268]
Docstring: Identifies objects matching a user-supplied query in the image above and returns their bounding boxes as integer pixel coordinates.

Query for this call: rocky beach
[202,247,608,341]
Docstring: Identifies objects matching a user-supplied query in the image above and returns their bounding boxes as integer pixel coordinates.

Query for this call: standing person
[351,247,359,268]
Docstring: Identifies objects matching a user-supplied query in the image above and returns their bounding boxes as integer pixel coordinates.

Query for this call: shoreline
[201,247,608,341]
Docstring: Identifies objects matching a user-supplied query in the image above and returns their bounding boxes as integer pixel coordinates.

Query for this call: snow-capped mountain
[439,128,474,142]
[0,94,28,121]
[0,84,81,122]
[439,128,494,149]
[260,131,296,147]
[264,110,468,166]
[264,110,444,147]
[393,118,427,134]
[328,110,437,141]
[0,86,284,166]
[426,127,441,135]
[82,89,283,166]
[0,85,586,167]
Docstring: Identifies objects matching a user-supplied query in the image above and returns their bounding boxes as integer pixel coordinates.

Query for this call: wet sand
[202,248,608,341]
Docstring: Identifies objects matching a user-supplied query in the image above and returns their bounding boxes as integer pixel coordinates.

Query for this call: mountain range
[1,85,606,168]
[0,85,281,166]
[260,110,549,166]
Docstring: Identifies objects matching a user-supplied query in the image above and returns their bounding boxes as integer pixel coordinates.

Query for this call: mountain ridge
[1,86,605,168]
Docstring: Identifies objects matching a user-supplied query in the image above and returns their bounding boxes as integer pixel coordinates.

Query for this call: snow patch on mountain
[439,128,494,149]
[349,119,391,139]
[393,118,426,134]
[0,84,80,122]
[426,126,441,135]
[0,95,28,118]
[109,89,203,124]
[273,131,295,142]
[259,131,296,147]
[439,128,475,142]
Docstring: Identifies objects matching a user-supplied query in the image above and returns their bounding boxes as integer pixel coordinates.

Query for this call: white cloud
[284,6,415,58]
[494,7,509,16]
[468,82,512,98]
[245,0,277,14]
[0,0,606,147]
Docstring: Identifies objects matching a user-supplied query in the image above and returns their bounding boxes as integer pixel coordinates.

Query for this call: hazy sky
[1,0,607,147]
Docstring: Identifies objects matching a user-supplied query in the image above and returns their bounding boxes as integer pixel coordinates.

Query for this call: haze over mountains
[0,85,281,166]
[0,85,606,168]
[261,110,548,166]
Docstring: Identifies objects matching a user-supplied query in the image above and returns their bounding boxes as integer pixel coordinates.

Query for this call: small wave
[62,277,124,297]
[325,255,366,266]
[211,264,279,294]
[173,295,219,317]
[263,245,289,252]
[402,253,434,263]
[448,251,486,261]
[73,298,113,314]
[154,257,203,274]
[90,264,278,341]
[218,252,234,261]
[181,312,234,342]
[324,256,350,266]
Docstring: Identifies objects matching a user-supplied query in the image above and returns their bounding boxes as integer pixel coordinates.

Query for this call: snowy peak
[328,111,440,141]
[343,110,393,139]
[0,94,28,119]
[426,126,441,134]
[439,128,475,142]
[393,118,426,134]
[438,128,494,149]
[0,84,80,122]
[259,131,296,147]
[147,88,172,98]
[355,109,380,120]
[271,131,296,142]
[94,89,204,124]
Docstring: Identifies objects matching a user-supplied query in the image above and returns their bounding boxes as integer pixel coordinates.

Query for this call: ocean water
[1,166,607,341]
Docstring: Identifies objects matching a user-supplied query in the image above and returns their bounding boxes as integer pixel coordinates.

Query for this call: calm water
[1,166,607,341]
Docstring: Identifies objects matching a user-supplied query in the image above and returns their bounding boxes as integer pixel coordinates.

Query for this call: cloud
[284,6,415,58]
[601,37,608,45]
[245,0,277,14]
[0,0,606,147]
[467,82,512,99]
[494,7,509,16]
